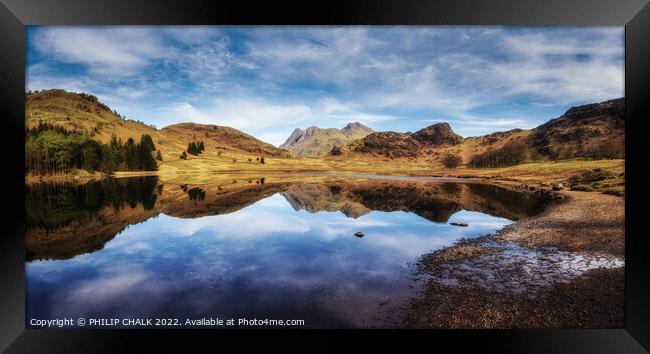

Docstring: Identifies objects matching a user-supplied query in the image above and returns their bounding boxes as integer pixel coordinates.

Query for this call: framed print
[1,0,649,352]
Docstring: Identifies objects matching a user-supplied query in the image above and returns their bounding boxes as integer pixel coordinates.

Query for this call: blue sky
[26,26,624,146]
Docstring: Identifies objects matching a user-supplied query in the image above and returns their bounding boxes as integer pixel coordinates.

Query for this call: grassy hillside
[26,89,293,170]
[26,89,161,145]
[160,123,291,159]
[530,98,624,160]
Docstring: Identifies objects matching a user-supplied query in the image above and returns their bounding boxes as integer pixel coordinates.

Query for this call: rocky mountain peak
[280,128,306,148]
[342,122,363,130]
[341,122,374,137]
[304,126,321,136]
[412,122,463,145]
[279,122,375,156]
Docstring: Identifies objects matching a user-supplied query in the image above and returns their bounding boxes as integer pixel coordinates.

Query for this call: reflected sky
[27,193,512,328]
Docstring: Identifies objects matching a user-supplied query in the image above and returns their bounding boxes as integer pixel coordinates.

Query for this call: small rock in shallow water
[354,231,365,237]
[450,222,468,227]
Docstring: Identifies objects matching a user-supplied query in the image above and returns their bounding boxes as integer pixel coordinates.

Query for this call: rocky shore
[402,189,625,328]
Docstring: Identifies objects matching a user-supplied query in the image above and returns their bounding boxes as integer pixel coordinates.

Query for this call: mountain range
[26,89,625,168]
[329,98,624,165]
[279,122,374,157]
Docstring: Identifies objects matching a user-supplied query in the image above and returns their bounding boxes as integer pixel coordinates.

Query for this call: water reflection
[25,177,160,261]
[26,176,554,328]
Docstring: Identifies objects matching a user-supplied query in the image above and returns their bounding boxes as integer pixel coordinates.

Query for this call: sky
[26,26,624,146]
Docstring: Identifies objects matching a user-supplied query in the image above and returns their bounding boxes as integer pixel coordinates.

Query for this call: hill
[26,89,161,145]
[339,122,463,162]
[279,122,374,157]
[331,99,624,166]
[26,89,291,167]
[160,122,290,159]
[529,98,624,160]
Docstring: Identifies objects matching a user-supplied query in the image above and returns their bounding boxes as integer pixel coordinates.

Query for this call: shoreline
[153,157,623,188]
[402,188,625,328]
[24,158,625,197]
[25,170,160,184]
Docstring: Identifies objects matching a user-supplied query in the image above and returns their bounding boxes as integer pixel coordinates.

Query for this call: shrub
[469,140,528,168]
[187,140,206,156]
[442,153,462,168]
[583,142,624,160]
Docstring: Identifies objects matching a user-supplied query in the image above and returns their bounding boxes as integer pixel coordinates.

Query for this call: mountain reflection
[26,176,553,261]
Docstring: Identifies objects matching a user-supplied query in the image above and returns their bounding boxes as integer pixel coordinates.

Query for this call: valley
[26,89,625,195]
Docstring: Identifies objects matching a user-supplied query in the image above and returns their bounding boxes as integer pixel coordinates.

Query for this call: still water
[26,176,553,328]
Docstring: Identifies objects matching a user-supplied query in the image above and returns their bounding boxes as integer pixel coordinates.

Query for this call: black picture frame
[1,0,649,352]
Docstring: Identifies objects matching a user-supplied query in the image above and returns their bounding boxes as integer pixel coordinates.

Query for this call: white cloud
[113,86,147,99]
[161,26,223,45]
[333,112,398,124]
[257,132,295,147]
[316,97,400,127]
[27,26,624,140]
[358,27,623,112]
[33,27,166,75]
[484,30,624,104]
[245,27,384,85]
[153,94,402,145]
[27,74,92,93]
[421,118,524,127]
[158,97,312,132]
[366,64,480,111]
[169,38,239,82]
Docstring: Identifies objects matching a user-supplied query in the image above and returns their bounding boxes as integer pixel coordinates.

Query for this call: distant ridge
[332,99,625,164]
[279,121,374,157]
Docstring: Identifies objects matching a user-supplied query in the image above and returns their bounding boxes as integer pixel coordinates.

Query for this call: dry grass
[154,155,624,186]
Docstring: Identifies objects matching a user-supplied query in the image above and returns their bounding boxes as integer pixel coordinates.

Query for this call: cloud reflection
[27,193,513,327]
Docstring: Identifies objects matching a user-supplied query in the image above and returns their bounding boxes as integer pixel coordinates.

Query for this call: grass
[29,146,624,195]
[445,158,624,181]
[565,167,625,195]
[155,155,624,189]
